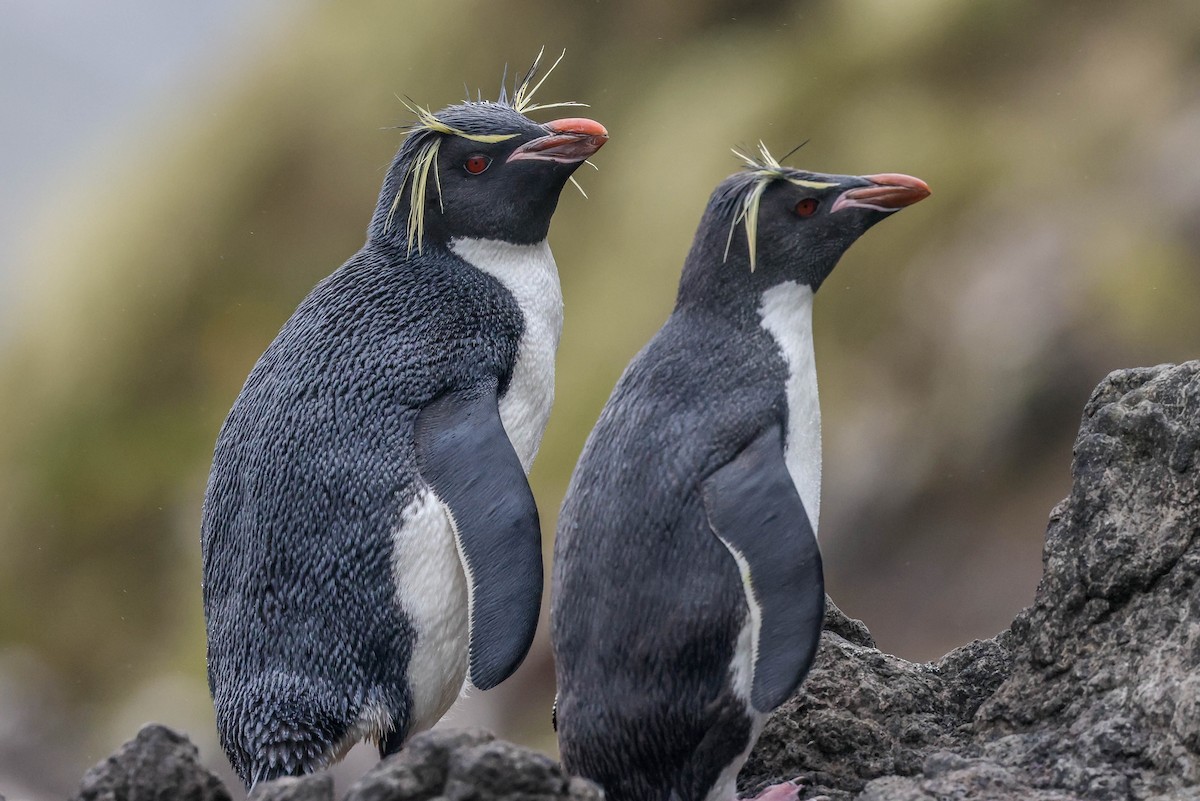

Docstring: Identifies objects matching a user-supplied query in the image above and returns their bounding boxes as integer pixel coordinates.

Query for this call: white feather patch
[715,534,762,700]
[320,701,394,768]
[389,489,469,734]
[700,280,822,801]
[450,237,563,470]
[385,238,561,745]
[757,281,821,534]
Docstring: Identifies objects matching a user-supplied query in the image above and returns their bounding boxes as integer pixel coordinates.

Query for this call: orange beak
[831,173,930,213]
[507,118,609,164]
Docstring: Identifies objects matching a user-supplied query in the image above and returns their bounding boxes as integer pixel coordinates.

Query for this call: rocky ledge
[72,725,599,801]
[73,363,1200,801]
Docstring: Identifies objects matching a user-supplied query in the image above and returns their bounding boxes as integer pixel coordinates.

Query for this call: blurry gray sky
[0,0,296,325]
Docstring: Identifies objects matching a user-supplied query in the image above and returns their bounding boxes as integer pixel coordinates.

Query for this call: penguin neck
[758,280,822,533]
[674,222,762,326]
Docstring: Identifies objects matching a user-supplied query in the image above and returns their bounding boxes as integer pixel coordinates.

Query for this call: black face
[749,173,887,289]
[370,102,607,249]
[432,119,581,244]
[677,168,929,307]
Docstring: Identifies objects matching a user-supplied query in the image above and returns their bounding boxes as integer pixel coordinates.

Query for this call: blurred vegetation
[2,0,1199,796]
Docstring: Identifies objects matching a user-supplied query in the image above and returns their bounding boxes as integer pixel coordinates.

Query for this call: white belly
[390,489,468,734]
[389,237,562,739]
[758,281,821,534]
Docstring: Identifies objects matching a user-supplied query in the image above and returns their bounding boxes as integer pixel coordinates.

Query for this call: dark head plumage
[677,143,929,305]
[715,143,843,270]
[370,49,606,252]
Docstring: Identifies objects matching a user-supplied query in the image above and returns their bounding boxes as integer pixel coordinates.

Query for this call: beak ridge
[831,173,930,213]
[506,117,608,164]
[544,118,608,138]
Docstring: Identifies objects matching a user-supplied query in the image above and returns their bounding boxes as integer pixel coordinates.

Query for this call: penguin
[551,144,928,801]
[201,55,607,788]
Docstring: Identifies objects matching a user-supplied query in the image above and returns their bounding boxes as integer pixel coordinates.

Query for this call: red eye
[464,155,491,175]
[794,198,819,217]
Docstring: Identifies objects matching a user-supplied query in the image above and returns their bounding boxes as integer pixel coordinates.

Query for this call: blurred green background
[1,0,1198,797]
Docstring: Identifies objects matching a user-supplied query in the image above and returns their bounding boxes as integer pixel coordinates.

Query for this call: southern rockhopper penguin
[201,56,607,788]
[550,145,928,801]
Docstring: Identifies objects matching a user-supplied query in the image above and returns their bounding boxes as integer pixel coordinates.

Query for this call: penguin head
[421,104,606,245]
[678,144,929,304]
[369,56,607,252]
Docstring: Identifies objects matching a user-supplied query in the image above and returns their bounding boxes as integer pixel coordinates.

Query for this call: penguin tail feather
[214,675,360,789]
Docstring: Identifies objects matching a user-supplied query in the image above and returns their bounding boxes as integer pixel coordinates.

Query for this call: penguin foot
[741,779,804,801]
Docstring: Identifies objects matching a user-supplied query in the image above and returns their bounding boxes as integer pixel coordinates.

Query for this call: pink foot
[742,778,803,801]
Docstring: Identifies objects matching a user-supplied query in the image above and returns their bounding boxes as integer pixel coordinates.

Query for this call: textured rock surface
[744,361,1200,800]
[70,363,1200,800]
[342,728,600,801]
[249,773,334,800]
[740,603,1015,798]
[72,723,231,801]
[71,726,599,801]
[343,728,496,801]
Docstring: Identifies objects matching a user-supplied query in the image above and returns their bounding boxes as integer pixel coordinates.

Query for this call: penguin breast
[758,280,821,533]
[450,237,563,472]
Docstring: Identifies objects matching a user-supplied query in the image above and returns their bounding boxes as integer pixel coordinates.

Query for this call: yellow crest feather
[725,141,837,271]
[510,47,588,115]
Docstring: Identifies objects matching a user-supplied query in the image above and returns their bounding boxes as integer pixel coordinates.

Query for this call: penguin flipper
[414,383,542,690]
[702,424,825,713]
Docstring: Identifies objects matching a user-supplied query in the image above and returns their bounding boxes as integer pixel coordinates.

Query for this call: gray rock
[71,723,231,801]
[250,773,334,801]
[743,362,1200,800]
[855,754,1077,801]
[343,728,601,801]
[444,740,574,801]
[344,728,496,801]
[741,605,1010,799]
[973,361,1200,798]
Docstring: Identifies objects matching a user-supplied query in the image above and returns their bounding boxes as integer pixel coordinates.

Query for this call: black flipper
[414,384,543,690]
[702,424,825,713]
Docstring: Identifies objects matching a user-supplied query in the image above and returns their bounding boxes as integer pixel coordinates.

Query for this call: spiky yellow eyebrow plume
[393,135,441,254]
[510,47,589,115]
[401,98,521,144]
[387,50,590,254]
[724,141,838,271]
[505,47,591,199]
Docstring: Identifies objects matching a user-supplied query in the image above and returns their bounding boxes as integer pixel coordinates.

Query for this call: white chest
[758,281,821,534]
[386,238,562,743]
[451,237,563,472]
[706,283,820,795]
